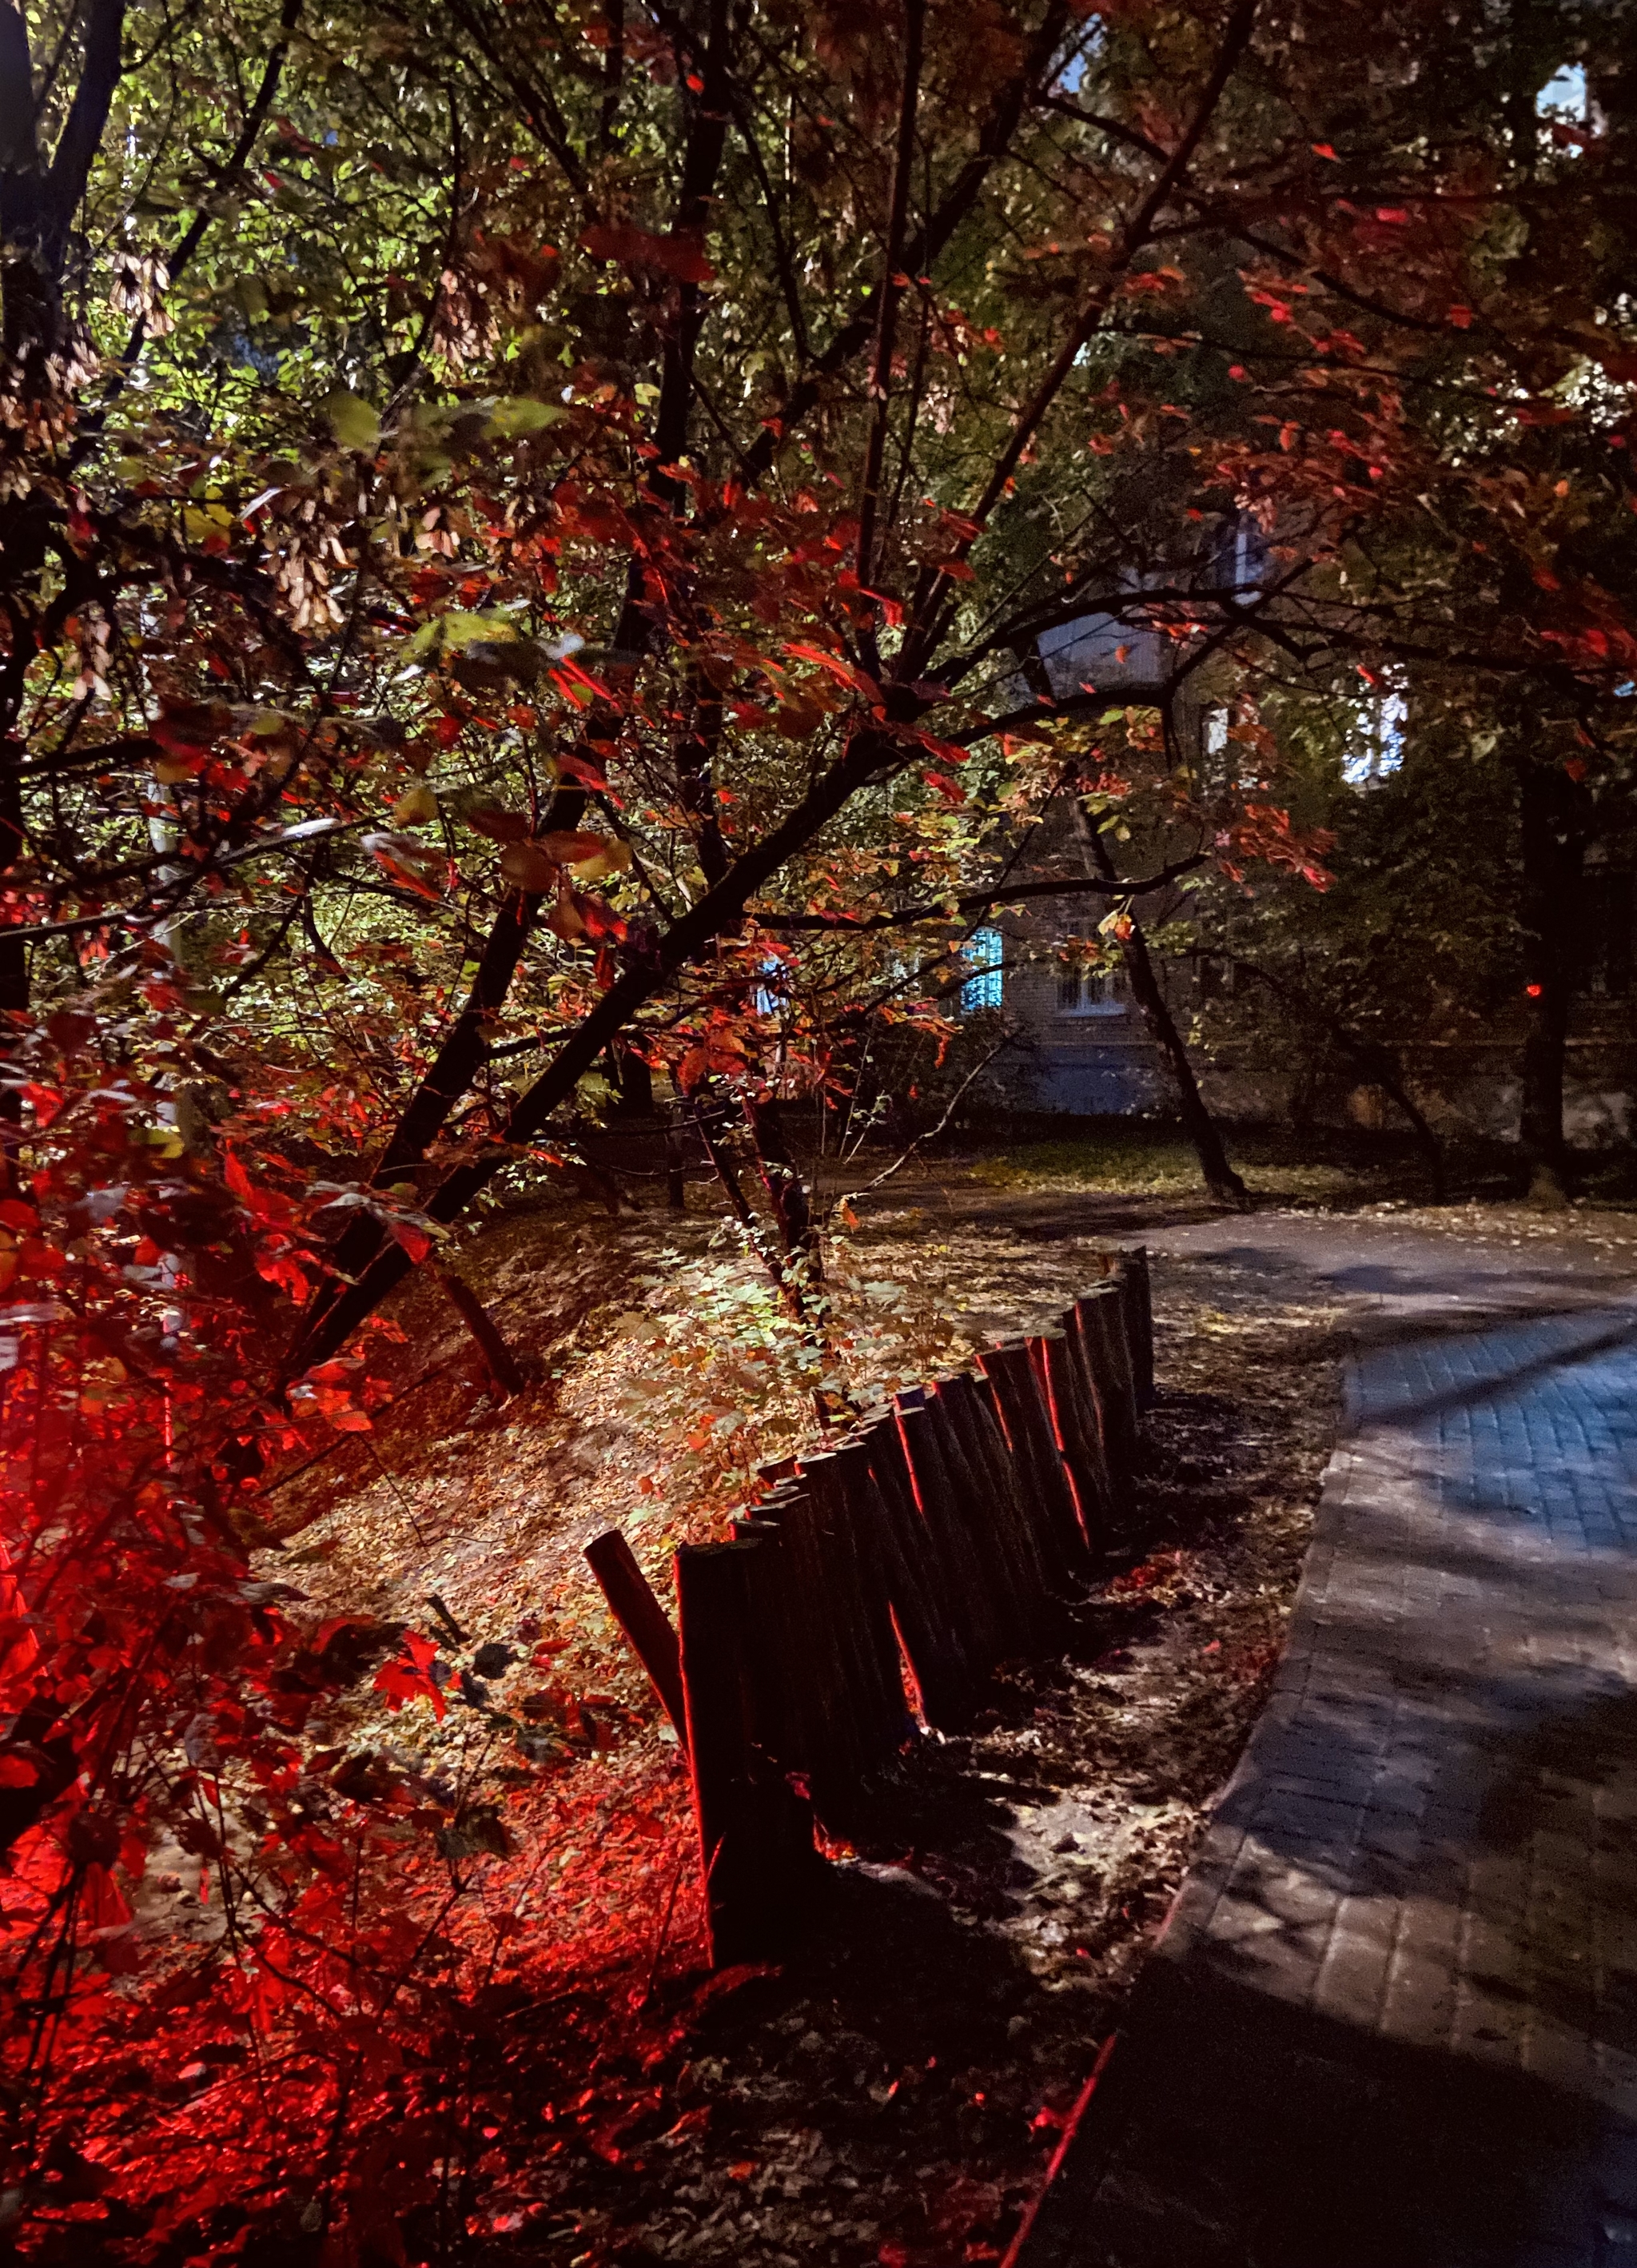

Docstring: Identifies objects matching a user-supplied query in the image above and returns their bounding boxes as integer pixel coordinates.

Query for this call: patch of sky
[1537,62,1587,122]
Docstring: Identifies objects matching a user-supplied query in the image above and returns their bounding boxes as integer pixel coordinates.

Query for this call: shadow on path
[1014,1251,1637,2268]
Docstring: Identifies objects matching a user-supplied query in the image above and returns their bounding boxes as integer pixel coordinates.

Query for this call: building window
[1057,963,1123,1017]
[1342,679,1407,786]
[959,927,1005,1014]
[751,955,785,1017]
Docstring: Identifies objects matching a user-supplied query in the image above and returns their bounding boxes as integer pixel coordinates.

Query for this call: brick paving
[1018,1281,1637,2268]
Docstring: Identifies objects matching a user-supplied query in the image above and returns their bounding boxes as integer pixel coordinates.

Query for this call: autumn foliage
[0,0,1631,2254]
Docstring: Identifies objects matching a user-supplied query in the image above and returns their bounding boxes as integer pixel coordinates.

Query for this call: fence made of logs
[587,1247,1154,1966]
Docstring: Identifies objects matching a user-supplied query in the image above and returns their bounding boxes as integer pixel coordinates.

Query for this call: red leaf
[579,223,714,284]
[782,642,879,698]
[388,1219,432,1262]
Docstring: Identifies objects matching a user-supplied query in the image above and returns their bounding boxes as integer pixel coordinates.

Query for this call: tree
[0,0,1633,2254]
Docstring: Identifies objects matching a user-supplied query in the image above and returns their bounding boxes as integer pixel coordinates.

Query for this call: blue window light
[961,927,1004,1014]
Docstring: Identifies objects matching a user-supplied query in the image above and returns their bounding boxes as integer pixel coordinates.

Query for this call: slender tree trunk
[1076,811,1250,1210]
[0,741,27,1194]
[1221,954,1447,1201]
[1359,1053,1448,1202]
[1518,761,1583,1206]
[0,1,129,1181]
[434,1262,525,1400]
[743,1097,822,1285]
[663,1107,688,1209]
[1120,918,1253,1210]
[607,1042,653,1118]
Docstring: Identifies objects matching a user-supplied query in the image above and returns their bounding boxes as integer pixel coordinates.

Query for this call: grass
[960,1127,1406,1206]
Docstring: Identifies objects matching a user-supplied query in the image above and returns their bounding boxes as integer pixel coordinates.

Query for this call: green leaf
[323,390,381,452]
[485,398,565,439]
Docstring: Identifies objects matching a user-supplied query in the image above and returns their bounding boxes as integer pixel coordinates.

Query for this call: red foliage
[0,1002,707,2262]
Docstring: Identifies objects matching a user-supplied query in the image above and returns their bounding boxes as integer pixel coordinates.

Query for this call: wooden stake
[859,1413,978,1730]
[799,1445,913,1767]
[1072,1286,1140,1479]
[584,1529,688,1748]
[937,1373,1061,1645]
[675,1537,822,1965]
[920,1383,1033,1663]
[978,1341,1093,1586]
[1095,1248,1153,1407]
[1030,1328,1113,1552]
[895,1397,1009,1672]
[1124,1246,1156,1406]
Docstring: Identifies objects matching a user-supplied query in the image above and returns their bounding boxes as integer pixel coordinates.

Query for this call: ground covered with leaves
[216,1166,1348,2266]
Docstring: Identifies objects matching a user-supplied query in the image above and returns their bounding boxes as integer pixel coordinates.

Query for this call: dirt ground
[220,1117,1637,2264]
[224,1144,1382,2266]
[516,1240,1343,2268]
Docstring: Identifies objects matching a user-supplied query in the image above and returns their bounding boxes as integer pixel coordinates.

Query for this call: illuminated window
[1343,679,1407,786]
[961,927,1004,1014]
[1538,62,1588,124]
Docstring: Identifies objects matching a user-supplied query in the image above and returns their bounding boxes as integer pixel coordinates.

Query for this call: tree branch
[755,860,1203,931]
[40,0,126,277]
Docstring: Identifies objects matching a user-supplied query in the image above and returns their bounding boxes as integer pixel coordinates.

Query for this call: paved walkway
[1017,1228,1637,2268]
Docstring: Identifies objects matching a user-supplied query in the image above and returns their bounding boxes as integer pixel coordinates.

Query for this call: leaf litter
[224,1170,1345,2265]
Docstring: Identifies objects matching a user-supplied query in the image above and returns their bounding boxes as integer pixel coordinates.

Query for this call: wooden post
[675,1536,822,1966]
[1096,1250,1153,1411]
[962,1369,1065,1617]
[895,1398,1010,1672]
[917,1386,1033,1663]
[1096,1249,1154,1409]
[936,1373,1062,1646]
[799,1445,914,1764]
[745,1481,863,1817]
[1121,1246,1155,1406]
[978,1341,1093,1585]
[1072,1286,1140,1479]
[435,1262,526,1400]
[584,1529,688,1748]
[1030,1328,1112,1553]
[858,1414,978,1731]
[663,1106,687,1210]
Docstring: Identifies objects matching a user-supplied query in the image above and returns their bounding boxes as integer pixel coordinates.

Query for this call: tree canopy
[0,0,1632,2254]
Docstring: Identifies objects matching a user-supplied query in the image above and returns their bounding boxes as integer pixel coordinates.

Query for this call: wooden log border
[587,1249,1157,1967]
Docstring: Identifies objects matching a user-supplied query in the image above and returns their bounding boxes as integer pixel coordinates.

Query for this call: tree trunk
[664,1107,688,1209]
[743,1097,822,1285]
[1075,811,1250,1210]
[609,1042,654,1118]
[434,1262,526,1399]
[1360,1052,1448,1203]
[1221,954,1446,1202]
[1518,761,1583,1206]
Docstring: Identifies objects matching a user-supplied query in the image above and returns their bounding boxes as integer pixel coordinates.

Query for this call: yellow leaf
[569,838,633,881]
[500,843,560,891]
[324,390,381,452]
[392,783,439,827]
[486,398,565,438]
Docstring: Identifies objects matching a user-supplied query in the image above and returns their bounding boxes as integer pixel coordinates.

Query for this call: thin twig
[826,1037,1014,1221]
